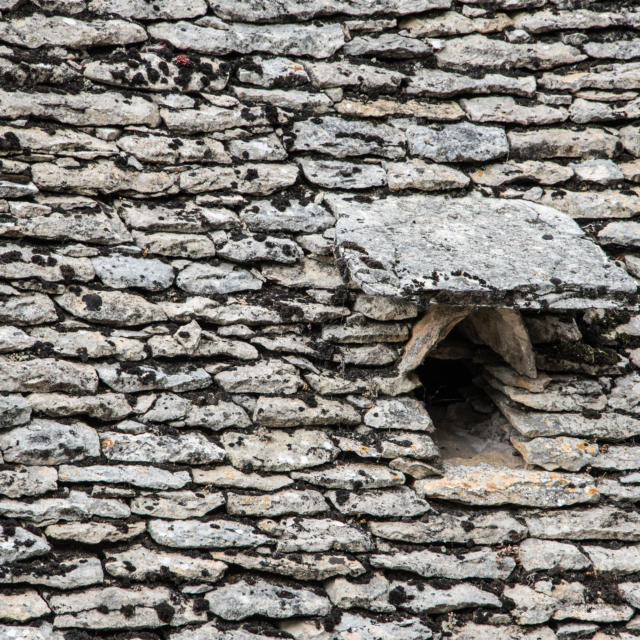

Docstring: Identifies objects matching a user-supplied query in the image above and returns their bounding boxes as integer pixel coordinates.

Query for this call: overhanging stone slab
[328,193,637,310]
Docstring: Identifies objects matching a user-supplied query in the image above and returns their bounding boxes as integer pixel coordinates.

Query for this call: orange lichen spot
[101,438,114,449]
[586,486,600,496]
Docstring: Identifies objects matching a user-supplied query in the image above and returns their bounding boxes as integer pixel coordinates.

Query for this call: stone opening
[416,342,523,469]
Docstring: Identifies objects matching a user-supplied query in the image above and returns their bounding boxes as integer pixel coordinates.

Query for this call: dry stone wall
[1,0,640,639]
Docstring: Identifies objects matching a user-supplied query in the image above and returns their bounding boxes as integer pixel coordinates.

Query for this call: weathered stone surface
[0,419,98,465]
[519,538,590,572]
[327,487,430,517]
[450,623,555,640]
[0,244,95,283]
[0,554,104,589]
[149,21,344,58]
[372,547,515,579]
[364,397,433,431]
[292,463,404,489]
[192,466,292,490]
[0,625,64,640]
[0,294,57,326]
[105,544,226,582]
[583,544,640,574]
[470,161,573,186]
[46,522,145,544]
[215,360,302,394]
[274,518,373,553]
[90,0,208,19]
[512,435,599,472]
[599,221,640,247]
[131,490,224,519]
[508,128,619,159]
[227,489,327,517]
[205,577,330,620]
[0,525,50,563]
[386,159,469,191]
[222,429,337,471]
[253,396,360,427]
[299,159,387,189]
[176,262,263,295]
[336,428,438,460]
[56,288,166,326]
[416,462,598,507]
[305,60,403,92]
[92,255,174,291]
[217,234,302,264]
[462,96,566,125]
[59,464,190,489]
[292,117,404,159]
[437,34,585,71]
[0,15,146,49]
[398,306,470,373]
[322,316,409,344]
[96,362,211,392]
[240,199,334,233]
[526,507,640,541]
[0,465,58,499]
[390,581,501,614]
[212,549,363,581]
[0,357,98,394]
[236,56,309,88]
[407,122,508,162]
[0,326,35,353]
[228,134,288,162]
[337,98,464,120]
[504,584,558,625]
[330,193,637,309]
[325,574,393,613]
[407,68,535,97]
[0,591,50,622]
[149,518,269,548]
[0,394,31,428]
[344,33,432,58]
[101,431,224,464]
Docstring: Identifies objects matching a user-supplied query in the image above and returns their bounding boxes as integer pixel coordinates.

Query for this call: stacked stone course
[1,0,640,638]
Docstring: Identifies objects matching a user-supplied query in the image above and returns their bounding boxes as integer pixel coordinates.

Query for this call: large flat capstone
[328,193,637,310]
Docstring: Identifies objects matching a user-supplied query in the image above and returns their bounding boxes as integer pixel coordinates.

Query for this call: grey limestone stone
[0,466,58,498]
[92,255,175,291]
[45,522,146,544]
[177,262,263,296]
[0,419,99,465]
[148,518,269,548]
[511,435,599,472]
[583,544,640,574]
[364,397,434,432]
[215,360,302,394]
[299,159,387,189]
[274,517,373,553]
[330,192,637,309]
[390,581,501,614]
[461,96,567,125]
[131,490,225,519]
[470,161,573,186]
[100,431,224,464]
[305,60,403,92]
[508,128,619,159]
[59,464,190,489]
[149,21,344,58]
[236,56,310,88]
[291,463,404,489]
[291,117,405,159]
[89,0,208,19]
[227,489,328,517]
[222,429,337,471]
[217,234,303,264]
[519,538,591,572]
[327,487,431,517]
[343,33,432,58]
[253,395,360,427]
[0,591,50,622]
[97,362,211,393]
[205,577,331,620]
[240,199,334,233]
[192,466,292,490]
[0,525,50,563]
[0,294,57,326]
[385,159,469,191]
[0,394,31,428]
[0,357,98,394]
[325,573,393,612]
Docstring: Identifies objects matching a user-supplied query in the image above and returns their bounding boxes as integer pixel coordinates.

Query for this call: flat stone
[227,489,327,517]
[240,199,334,233]
[437,34,585,70]
[89,0,208,19]
[371,547,515,579]
[504,584,558,625]
[599,221,640,248]
[253,396,360,428]
[0,625,64,640]
[58,464,191,489]
[97,362,211,393]
[233,86,332,113]
[519,539,591,572]
[222,429,337,471]
[511,435,599,472]
[211,549,364,581]
[192,466,293,490]
[205,577,330,620]
[0,466,58,498]
[92,255,174,291]
[299,159,386,189]
[326,573,393,613]
[0,357,98,394]
[329,193,637,309]
[228,134,288,162]
[526,507,640,541]
[0,89,160,127]
[291,463,404,489]
[406,122,508,162]
[407,68,536,97]
[397,306,470,374]
[0,394,31,428]
[236,56,309,88]
[327,487,431,517]
[0,15,146,49]
[508,128,619,159]
[305,60,403,93]
[606,373,640,413]
[470,161,573,186]
[101,431,224,464]
[416,462,598,507]
[461,96,566,124]
[451,623,555,640]
[149,21,344,58]
[337,98,464,120]
[210,0,449,21]
[571,159,623,185]
[364,397,434,431]
[0,419,99,465]
[215,360,302,394]
[336,428,438,460]
[176,262,263,295]
[45,522,146,544]
[148,519,269,549]
[105,544,226,582]
[402,11,512,36]
[386,159,469,191]
[0,490,129,526]
[0,244,94,282]
[274,517,373,553]
[344,33,432,58]
[390,581,501,614]
[292,117,404,159]
[133,232,216,259]
[583,544,640,573]
[131,490,224,519]
[0,591,50,622]
[217,234,302,264]
[0,524,50,563]
[0,326,35,353]
[56,288,166,326]
[554,603,634,623]
[0,294,57,326]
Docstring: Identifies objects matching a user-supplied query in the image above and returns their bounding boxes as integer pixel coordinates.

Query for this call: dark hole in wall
[415,348,524,468]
